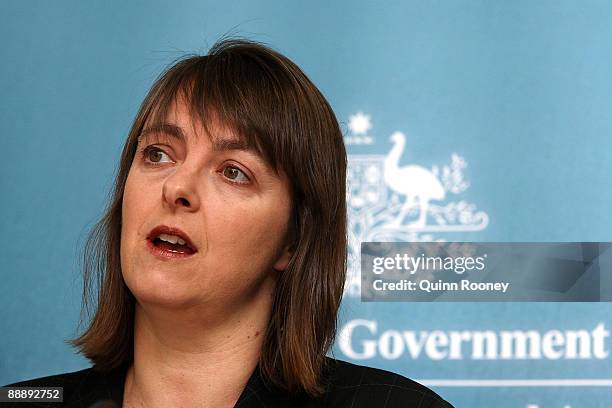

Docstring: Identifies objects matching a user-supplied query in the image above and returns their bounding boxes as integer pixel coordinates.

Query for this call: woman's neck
[123,279,275,408]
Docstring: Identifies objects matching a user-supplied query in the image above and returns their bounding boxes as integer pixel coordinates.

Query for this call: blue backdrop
[1,1,611,407]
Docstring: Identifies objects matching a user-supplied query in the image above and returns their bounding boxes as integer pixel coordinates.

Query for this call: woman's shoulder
[321,357,454,408]
[4,365,126,407]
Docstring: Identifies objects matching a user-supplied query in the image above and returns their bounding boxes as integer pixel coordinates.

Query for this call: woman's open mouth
[146,225,197,259]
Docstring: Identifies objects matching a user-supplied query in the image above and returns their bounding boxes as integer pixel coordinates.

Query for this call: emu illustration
[384,131,445,227]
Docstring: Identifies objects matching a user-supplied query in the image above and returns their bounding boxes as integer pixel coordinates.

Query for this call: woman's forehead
[142,93,246,146]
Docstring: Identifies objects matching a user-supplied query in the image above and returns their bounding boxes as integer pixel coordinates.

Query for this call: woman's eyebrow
[138,122,268,165]
[211,138,251,153]
[138,123,251,152]
[138,123,186,144]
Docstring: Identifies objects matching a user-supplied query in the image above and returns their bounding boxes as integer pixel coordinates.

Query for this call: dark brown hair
[69,38,347,396]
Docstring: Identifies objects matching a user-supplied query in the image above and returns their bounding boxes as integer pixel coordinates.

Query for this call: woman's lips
[146,225,198,251]
[146,237,196,259]
[145,224,198,260]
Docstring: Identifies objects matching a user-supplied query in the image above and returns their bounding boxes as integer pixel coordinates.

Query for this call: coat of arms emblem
[344,112,489,296]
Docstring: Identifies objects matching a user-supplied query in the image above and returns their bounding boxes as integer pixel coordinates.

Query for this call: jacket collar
[79,362,308,408]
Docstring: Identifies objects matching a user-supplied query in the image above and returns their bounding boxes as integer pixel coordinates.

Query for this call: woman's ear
[273,205,298,271]
[272,243,293,272]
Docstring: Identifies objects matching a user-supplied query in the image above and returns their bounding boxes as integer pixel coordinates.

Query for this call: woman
[6,38,454,408]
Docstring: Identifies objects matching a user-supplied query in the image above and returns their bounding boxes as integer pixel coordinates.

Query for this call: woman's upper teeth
[157,233,186,246]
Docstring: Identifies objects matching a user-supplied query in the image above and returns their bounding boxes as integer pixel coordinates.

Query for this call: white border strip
[416,379,612,387]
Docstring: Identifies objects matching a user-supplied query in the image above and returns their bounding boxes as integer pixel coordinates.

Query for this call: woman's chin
[134,288,203,310]
[126,275,204,309]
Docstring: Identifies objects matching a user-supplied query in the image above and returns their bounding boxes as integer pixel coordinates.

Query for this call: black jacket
[5,357,454,407]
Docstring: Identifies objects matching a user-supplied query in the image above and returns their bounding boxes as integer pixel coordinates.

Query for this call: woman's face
[120,96,293,311]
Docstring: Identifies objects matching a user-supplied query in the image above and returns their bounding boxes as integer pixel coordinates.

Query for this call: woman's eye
[222,165,250,184]
[142,146,172,164]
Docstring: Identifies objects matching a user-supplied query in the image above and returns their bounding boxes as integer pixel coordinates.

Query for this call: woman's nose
[161,166,201,212]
